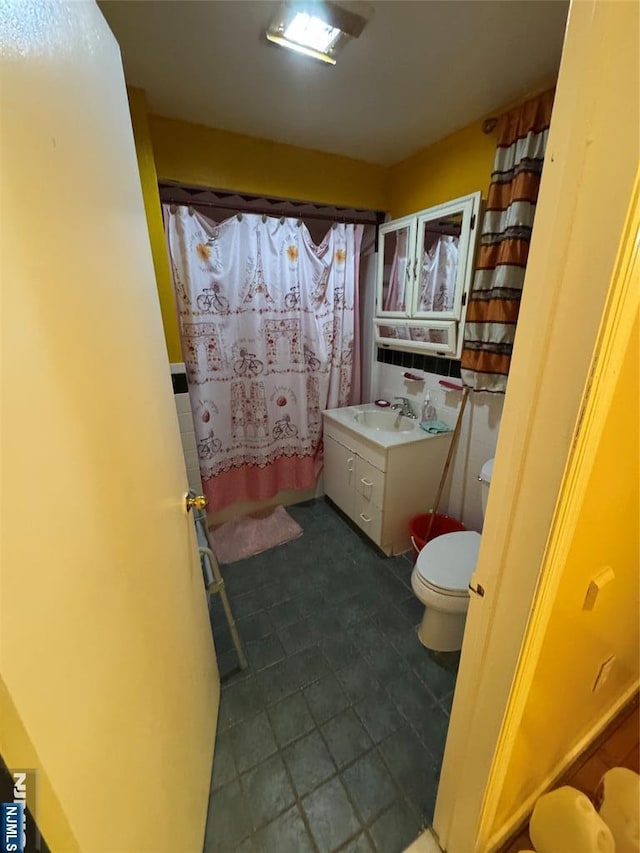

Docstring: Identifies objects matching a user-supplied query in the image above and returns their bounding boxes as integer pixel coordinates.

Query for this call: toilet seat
[415,574,468,598]
[416,531,481,594]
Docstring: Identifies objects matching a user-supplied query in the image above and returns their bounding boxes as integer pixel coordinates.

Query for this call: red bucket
[409,513,467,557]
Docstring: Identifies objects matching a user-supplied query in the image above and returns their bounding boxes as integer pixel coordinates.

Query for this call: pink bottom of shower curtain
[204,454,323,514]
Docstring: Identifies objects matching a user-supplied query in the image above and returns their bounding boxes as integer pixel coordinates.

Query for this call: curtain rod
[481,83,557,134]
[160,196,383,227]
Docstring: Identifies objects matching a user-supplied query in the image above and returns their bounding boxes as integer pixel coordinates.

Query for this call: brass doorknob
[185,493,208,512]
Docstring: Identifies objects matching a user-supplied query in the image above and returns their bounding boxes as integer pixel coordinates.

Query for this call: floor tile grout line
[305,700,386,832]
[223,586,417,636]
[220,655,453,757]
[211,498,457,851]
[242,742,322,853]
[248,695,335,853]
[220,630,454,757]
[230,721,432,836]
[222,620,437,687]
[218,725,424,846]
[223,543,413,599]
[212,722,242,795]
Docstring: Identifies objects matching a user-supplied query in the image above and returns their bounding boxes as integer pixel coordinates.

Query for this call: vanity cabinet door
[323,435,356,518]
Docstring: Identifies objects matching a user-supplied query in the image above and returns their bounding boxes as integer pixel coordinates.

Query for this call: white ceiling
[100,0,569,165]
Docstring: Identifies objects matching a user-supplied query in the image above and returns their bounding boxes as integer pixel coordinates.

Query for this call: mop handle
[424,385,471,542]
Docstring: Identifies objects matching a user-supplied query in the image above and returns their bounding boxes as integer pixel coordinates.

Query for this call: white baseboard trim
[404,827,443,852]
[487,680,640,852]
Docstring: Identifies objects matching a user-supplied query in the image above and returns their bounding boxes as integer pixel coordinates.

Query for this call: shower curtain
[165,206,363,513]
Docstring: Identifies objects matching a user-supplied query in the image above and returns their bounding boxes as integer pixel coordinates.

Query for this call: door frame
[477,168,639,853]
[431,0,640,849]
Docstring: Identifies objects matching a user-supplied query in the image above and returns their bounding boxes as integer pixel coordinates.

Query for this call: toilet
[411,459,494,652]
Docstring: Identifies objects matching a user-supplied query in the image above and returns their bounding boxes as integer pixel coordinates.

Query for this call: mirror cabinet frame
[375,191,481,358]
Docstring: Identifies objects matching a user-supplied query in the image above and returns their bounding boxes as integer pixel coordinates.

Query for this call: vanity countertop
[323,403,453,450]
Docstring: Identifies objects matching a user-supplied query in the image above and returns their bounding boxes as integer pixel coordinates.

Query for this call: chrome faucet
[390,397,417,419]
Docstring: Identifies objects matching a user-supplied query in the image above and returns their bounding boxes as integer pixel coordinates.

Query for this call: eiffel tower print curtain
[165,206,363,514]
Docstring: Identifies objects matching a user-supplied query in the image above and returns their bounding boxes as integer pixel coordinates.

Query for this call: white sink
[324,404,448,450]
[354,409,417,433]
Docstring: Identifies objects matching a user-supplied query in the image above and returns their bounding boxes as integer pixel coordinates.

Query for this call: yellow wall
[131,92,547,360]
[128,88,183,362]
[148,110,497,221]
[388,119,497,218]
[149,113,389,211]
[132,106,497,360]
[493,312,640,830]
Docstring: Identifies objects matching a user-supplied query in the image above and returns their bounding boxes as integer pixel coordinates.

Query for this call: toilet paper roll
[530,785,615,853]
[598,767,640,853]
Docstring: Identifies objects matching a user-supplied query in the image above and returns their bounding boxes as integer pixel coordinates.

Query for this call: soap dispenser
[422,391,436,422]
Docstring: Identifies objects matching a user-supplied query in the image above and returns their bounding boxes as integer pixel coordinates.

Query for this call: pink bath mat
[208,505,303,564]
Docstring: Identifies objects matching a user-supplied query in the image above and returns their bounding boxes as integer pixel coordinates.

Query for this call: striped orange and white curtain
[461,90,555,392]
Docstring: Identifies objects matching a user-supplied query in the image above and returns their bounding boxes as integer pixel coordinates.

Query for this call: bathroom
[109,2,564,851]
[5,0,640,853]
[4,3,638,853]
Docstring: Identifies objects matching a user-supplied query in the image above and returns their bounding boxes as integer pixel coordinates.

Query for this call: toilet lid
[416,531,481,591]
[480,458,494,484]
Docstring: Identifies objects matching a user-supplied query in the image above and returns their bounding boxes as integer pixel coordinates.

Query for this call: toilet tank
[479,458,494,519]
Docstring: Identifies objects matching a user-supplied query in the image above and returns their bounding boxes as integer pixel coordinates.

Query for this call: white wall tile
[174,393,192,414]
[172,385,204,493]
[183,449,199,471]
[181,431,197,453]
[187,469,203,492]
[371,361,503,531]
[178,411,196,433]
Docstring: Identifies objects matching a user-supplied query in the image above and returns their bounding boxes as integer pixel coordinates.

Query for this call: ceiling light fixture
[265,2,370,66]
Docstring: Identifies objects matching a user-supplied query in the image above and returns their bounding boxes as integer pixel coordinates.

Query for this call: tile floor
[204,498,459,853]
[501,695,640,852]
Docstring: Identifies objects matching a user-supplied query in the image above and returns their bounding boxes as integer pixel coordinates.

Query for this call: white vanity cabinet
[323,408,452,556]
[375,191,481,358]
[323,434,357,518]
